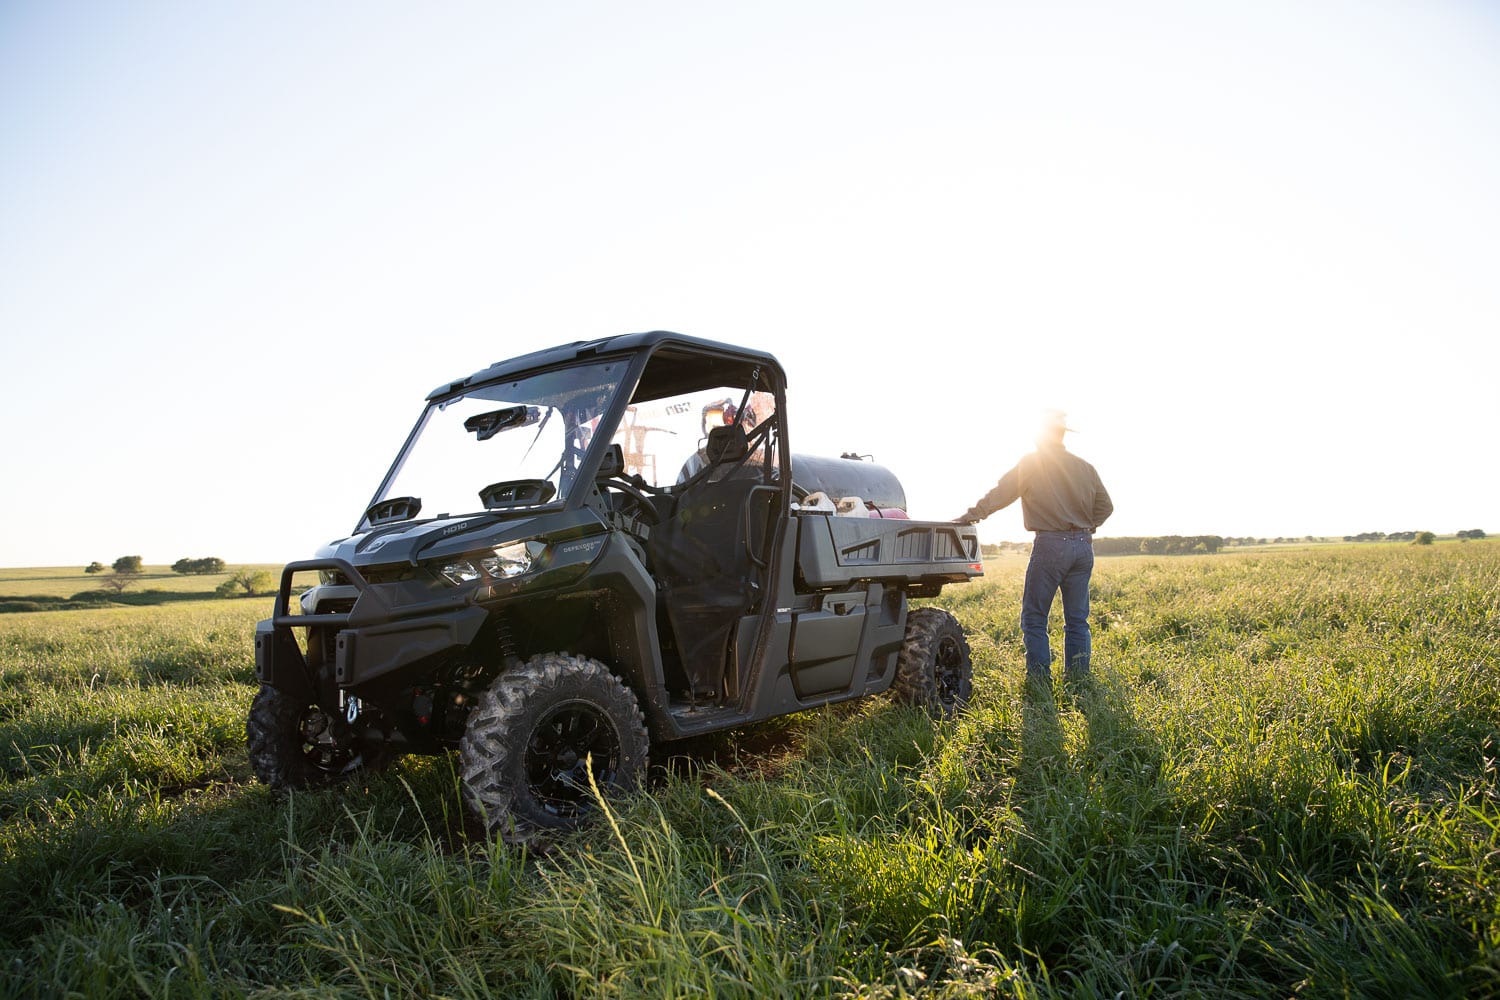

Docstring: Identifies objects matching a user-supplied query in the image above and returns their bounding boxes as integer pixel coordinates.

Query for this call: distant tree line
[1095,536,1231,555]
[1343,531,1448,544]
[75,554,250,598]
[985,536,1275,557]
[978,541,1031,556]
[1457,529,1488,540]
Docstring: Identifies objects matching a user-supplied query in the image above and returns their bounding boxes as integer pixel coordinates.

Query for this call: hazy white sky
[2,1,1496,567]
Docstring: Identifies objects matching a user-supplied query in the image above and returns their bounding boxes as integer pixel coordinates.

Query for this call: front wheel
[891,607,973,719]
[459,653,649,841]
[246,685,391,788]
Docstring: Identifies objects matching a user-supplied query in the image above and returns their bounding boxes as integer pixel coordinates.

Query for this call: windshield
[369,360,625,526]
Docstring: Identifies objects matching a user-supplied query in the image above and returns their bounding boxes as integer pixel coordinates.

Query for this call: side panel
[853,583,908,696]
[725,520,917,723]
[788,592,864,697]
[785,584,906,698]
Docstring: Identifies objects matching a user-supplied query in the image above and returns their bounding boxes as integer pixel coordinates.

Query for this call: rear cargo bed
[794,512,984,590]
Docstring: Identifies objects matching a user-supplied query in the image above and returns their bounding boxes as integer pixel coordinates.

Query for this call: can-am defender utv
[250,331,983,840]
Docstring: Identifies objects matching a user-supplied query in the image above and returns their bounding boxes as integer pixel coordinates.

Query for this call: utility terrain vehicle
[250,331,983,839]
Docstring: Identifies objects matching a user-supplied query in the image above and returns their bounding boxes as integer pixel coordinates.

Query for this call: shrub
[172,557,227,575]
[218,568,275,597]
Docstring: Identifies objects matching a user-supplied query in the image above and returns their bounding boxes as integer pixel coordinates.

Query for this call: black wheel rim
[933,635,965,712]
[525,700,623,818]
[299,707,359,775]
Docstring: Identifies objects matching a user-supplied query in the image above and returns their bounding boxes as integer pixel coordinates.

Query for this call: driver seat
[649,433,773,700]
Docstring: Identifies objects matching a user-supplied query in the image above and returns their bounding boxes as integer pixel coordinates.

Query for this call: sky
[2,1,1497,568]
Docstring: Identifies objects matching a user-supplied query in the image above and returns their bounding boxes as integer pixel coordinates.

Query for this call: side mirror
[596,442,625,479]
[705,425,749,463]
[465,405,540,441]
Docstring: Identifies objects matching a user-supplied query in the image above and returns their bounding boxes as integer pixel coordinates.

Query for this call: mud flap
[254,618,315,701]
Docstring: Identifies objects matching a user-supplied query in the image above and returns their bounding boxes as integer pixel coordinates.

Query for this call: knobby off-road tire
[891,607,974,719]
[246,685,390,789]
[459,653,649,841]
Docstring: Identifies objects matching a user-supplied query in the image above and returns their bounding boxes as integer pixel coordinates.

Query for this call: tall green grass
[1,542,1497,997]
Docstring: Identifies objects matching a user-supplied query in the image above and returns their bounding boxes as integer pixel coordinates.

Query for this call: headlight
[480,540,533,578]
[318,569,349,585]
[438,540,542,587]
[438,560,483,586]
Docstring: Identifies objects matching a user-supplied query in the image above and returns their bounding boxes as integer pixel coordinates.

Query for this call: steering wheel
[598,475,661,527]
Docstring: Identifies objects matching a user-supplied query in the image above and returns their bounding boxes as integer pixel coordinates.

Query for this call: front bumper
[253,558,488,700]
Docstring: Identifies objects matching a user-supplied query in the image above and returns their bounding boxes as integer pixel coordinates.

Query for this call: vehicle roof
[427,330,784,400]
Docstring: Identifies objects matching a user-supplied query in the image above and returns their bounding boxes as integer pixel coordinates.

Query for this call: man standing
[955,410,1113,686]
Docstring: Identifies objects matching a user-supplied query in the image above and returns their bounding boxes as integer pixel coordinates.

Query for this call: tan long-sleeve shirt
[958,444,1113,532]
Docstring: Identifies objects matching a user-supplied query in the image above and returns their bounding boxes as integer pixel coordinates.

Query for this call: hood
[312,509,604,569]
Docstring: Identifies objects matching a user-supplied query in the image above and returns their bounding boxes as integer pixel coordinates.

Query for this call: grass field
[1,542,1497,997]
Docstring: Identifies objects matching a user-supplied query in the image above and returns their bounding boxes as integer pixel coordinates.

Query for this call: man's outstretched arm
[955,466,1020,523]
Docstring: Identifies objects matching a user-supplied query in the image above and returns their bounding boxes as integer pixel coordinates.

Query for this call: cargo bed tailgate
[795,514,984,590]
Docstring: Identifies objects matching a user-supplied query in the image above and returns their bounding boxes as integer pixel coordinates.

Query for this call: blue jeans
[1022,531,1094,679]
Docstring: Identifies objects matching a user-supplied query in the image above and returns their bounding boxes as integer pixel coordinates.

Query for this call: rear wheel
[459,653,649,841]
[891,607,973,718]
[246,685,390,788]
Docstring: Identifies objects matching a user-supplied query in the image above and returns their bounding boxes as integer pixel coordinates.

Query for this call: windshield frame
[358,354,644,533]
